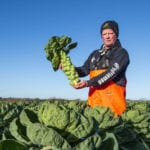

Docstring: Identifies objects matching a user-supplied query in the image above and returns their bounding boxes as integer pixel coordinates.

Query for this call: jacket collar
[100,39,122,51]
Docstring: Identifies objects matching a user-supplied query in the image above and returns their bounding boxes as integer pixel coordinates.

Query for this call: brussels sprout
[44,35,80,85]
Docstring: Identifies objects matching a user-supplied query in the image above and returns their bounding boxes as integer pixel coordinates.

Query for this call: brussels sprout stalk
[44,35,80,86]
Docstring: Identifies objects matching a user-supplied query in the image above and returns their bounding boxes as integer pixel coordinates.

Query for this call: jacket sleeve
[87,49,130,87]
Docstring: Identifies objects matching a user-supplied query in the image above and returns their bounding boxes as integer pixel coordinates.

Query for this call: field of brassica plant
[0,98,150,150]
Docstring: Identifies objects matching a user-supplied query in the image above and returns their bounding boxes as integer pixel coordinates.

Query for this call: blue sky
[1,0,150,100]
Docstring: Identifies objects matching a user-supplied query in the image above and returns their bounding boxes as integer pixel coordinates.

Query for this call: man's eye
[103,33,114,36]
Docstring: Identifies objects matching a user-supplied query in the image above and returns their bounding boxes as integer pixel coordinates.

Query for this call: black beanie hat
[100,20,119,37]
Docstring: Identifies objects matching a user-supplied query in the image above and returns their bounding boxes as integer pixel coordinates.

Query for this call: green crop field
[0,98,150,150]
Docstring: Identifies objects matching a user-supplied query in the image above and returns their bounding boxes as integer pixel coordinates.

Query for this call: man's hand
[59,63,63,70]
[73,80,88,89]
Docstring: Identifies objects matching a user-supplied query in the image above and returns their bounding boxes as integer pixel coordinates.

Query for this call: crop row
[0,99,150,150]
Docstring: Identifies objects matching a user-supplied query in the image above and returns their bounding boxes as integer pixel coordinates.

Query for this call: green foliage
[100,132,119,150]
[38,102,69,130]
[20,109,39,126]
[122,101,150,140]
[0,139,27,150]
[38,102,95,143]
[0,99,150,149]
[44,35,80,85]
[26,123,72,150]
[72,133,102,150]
[65,115,95,143]
[0,102,21,125]
[84,106,120,130]
[9,118,30,145]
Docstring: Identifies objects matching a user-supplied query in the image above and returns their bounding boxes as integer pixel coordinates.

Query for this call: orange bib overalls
[88,69,126,116]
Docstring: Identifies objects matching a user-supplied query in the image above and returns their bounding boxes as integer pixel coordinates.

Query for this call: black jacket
[75,39,130,87]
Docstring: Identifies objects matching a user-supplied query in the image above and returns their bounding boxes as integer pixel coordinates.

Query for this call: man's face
[101,29,117,49]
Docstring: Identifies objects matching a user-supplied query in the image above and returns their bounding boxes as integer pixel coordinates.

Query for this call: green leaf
[0,139,27,150]
[100,132,119,150]
[38,103,69,130]
[73,133,102,150]
[27,123,72,150]
[65,42,78,54]
[9,118,30,145]
[67,42,78,50]
[113,124,137,144]
[120,139,148,150]
[20,109,39,127]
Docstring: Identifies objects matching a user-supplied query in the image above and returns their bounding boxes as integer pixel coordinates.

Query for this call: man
[74,20,130,116]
